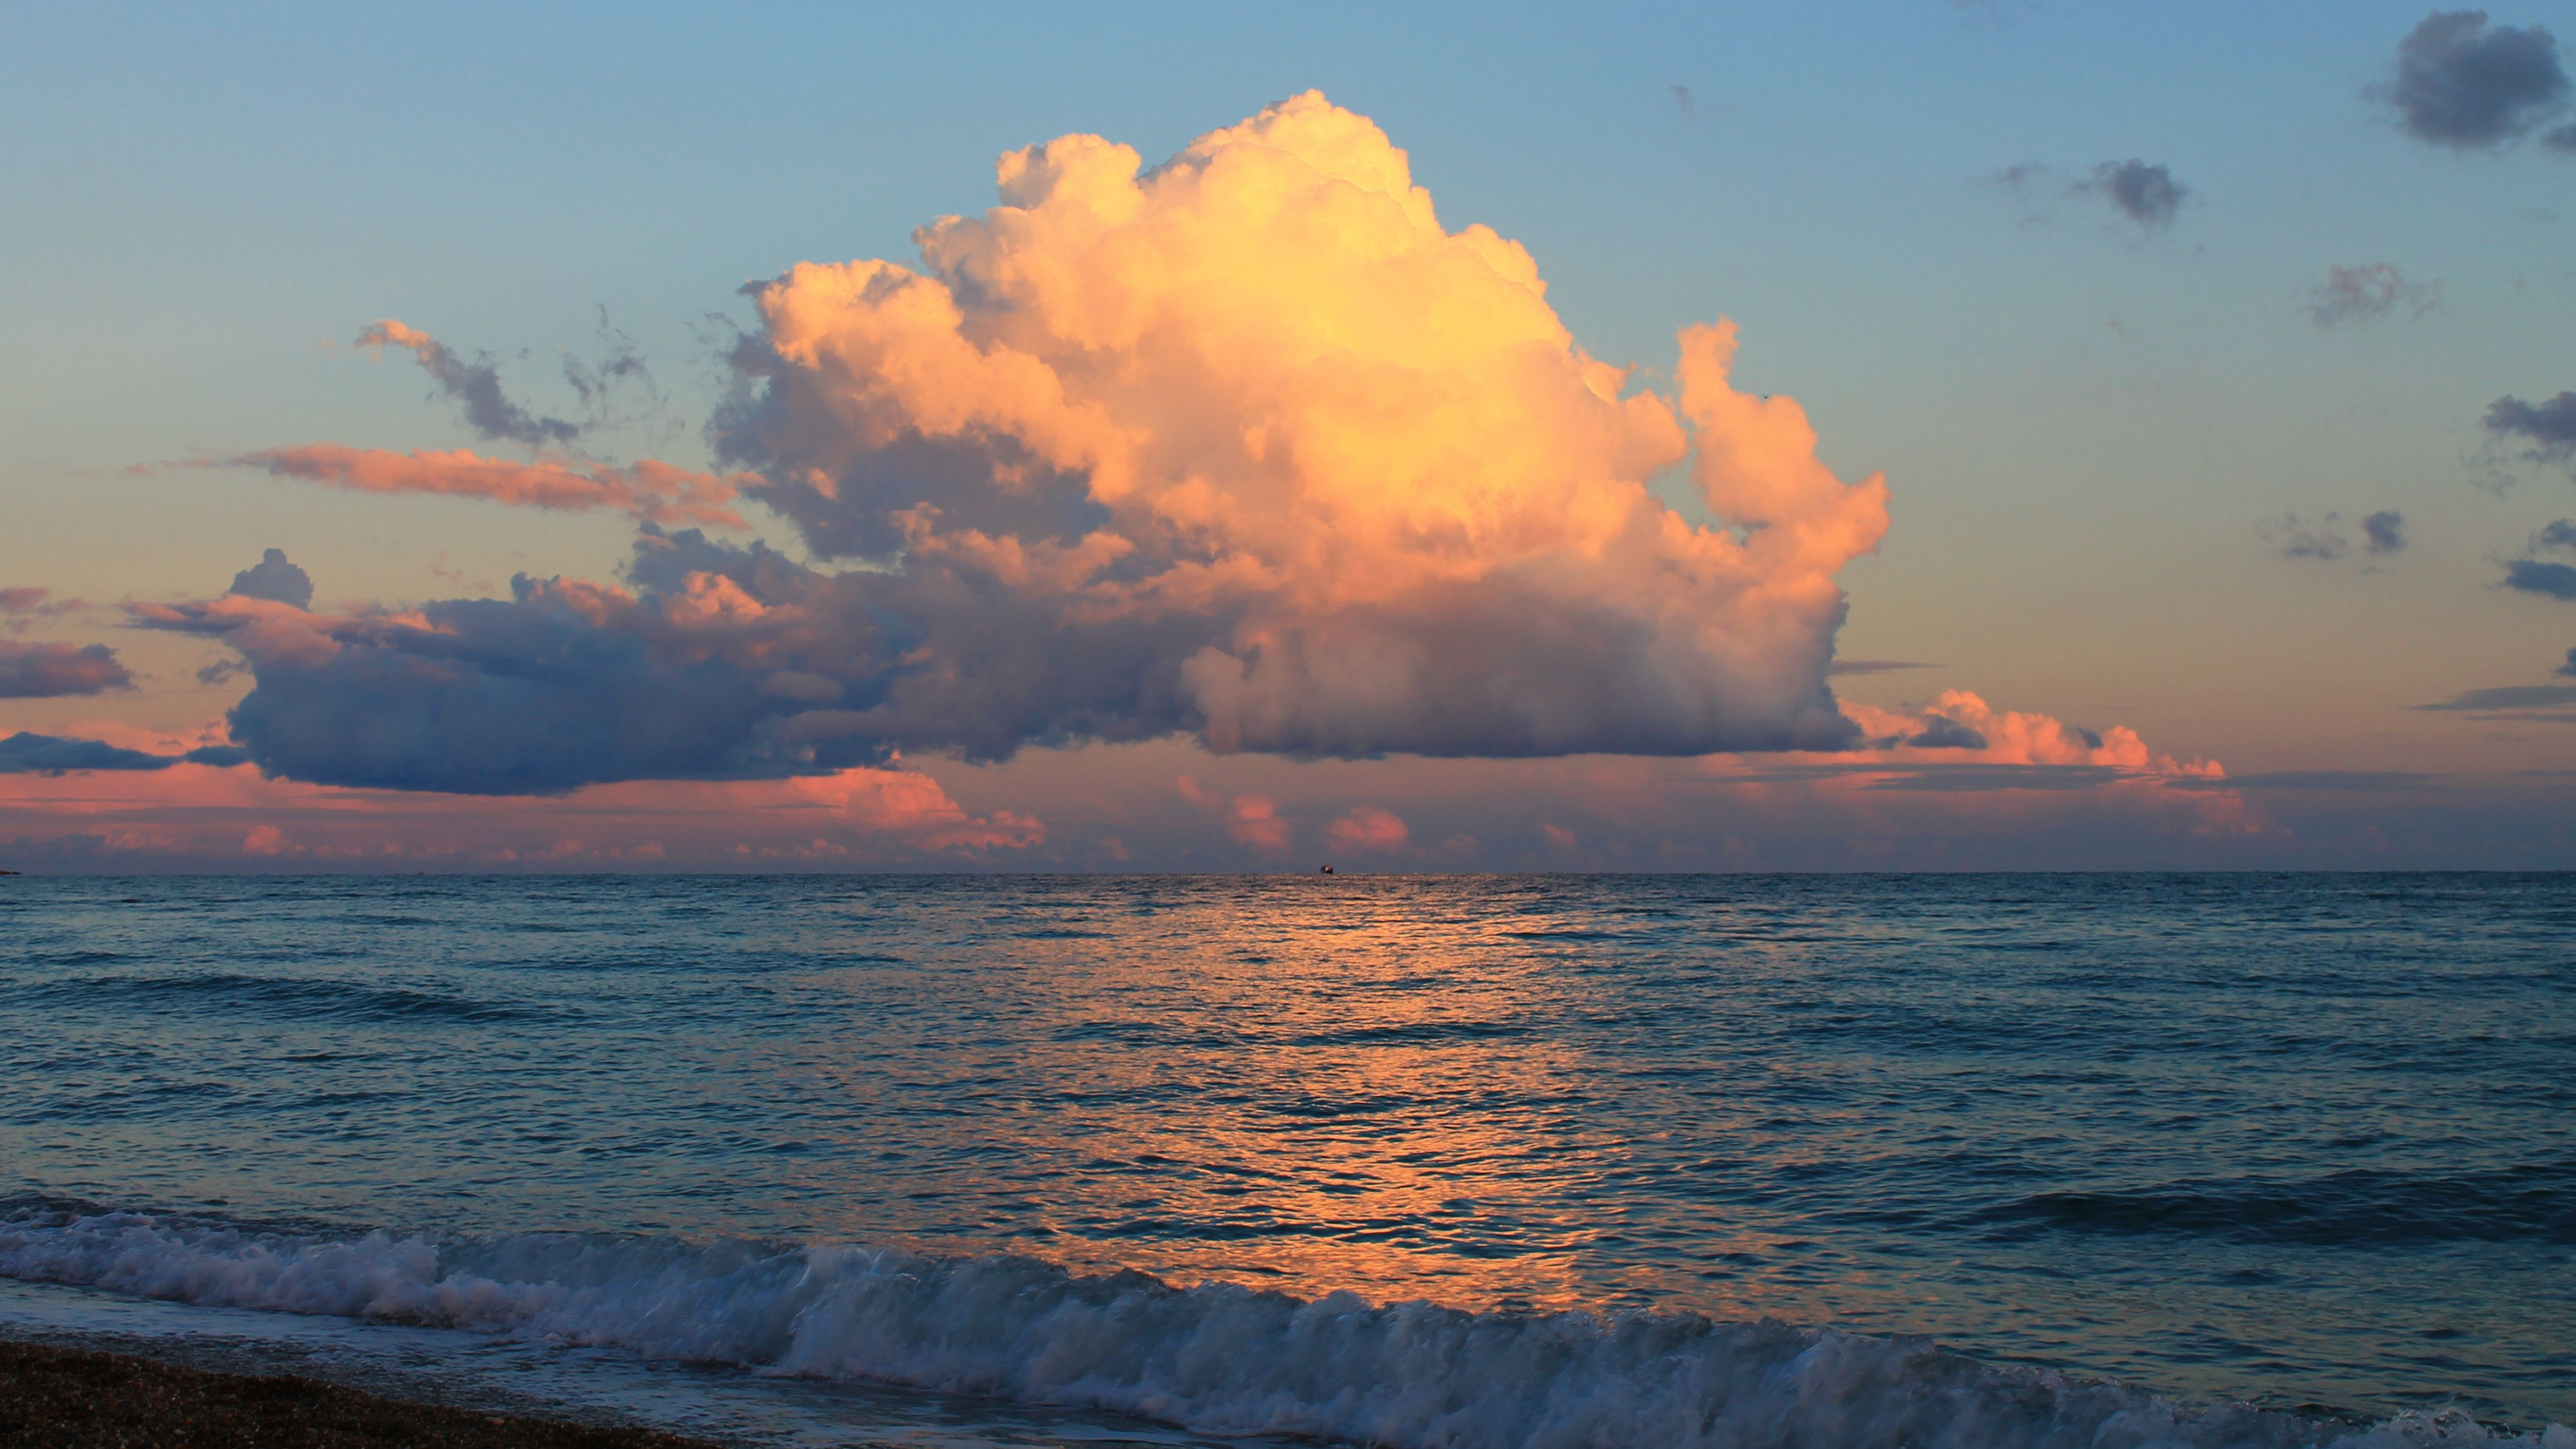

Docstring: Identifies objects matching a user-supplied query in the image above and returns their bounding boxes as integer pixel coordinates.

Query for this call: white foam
[1,1205,2566,1449]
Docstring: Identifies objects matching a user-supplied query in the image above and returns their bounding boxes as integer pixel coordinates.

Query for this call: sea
[0,873,2568,1448]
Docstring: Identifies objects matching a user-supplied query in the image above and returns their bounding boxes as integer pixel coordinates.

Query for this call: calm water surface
[1,874,2569,1444]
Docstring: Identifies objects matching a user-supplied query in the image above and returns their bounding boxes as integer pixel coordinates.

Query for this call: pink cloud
[0,757,1041,868]
[0,640,133,698]
[1326,805,1409,853]
[221,445,747,528]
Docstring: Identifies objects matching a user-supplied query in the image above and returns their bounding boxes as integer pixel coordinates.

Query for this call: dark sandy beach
[0,1339,724,1449]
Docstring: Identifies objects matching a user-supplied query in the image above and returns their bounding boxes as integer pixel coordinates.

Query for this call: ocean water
[0,873,2569,1448]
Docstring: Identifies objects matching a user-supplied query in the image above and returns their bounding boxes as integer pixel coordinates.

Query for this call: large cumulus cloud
[178,94,1890,792]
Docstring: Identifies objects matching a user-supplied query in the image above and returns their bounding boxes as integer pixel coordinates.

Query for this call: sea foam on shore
[3,1202,2567,1449]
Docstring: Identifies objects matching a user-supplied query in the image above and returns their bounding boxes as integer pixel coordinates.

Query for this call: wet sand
[0,1338,725,1448]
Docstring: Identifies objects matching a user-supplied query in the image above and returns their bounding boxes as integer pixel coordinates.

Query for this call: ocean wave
[1973,1163,2576,1247]
[28,973,532,1024]
[1,1203,2567,1449]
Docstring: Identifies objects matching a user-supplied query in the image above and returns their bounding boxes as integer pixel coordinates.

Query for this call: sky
[5,0,2575,871]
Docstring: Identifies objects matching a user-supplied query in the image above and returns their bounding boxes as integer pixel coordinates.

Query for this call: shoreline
[0,1337,729,1449]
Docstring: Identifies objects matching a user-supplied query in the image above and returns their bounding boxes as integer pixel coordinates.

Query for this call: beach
[0,1337,718,1448]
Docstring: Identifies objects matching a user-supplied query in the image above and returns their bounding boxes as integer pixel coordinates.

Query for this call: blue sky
[5,1,2573,868]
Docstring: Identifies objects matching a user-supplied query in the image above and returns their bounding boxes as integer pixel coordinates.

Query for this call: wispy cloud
[2307,263,2434,327]
[356,319,581,449]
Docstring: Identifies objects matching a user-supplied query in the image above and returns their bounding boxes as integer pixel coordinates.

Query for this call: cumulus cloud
[0,642,135,698]
[2084,160,2188,228]
[185,95,1889,794]
[2486,391,2576,473]
[228,548,314,608]
[221,446,747,528]
[2307,263,2432,327]
[2379,11,2571,150]
[2363,510,2408,554]
[2559,646,2576,676]
[357,320,581,448]
[1840,691,2218,779]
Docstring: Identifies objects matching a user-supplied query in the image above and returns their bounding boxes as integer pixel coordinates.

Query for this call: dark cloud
[2419,682,2576,711]
[2307,263,2432,327]
[1827,659,1941,676]
[158,494,1865,795]
[1714,761,2129,792]
[2552,123,2576,151]
[2267,511,2405,562]
[2381,10,2571,150]
[2267,513,2351,560]
[0,732,246,774]
[1998,160,2190,229]
[227,549,315,609]
[2176,769,2434,792]
[2086,160,2187,229]
[2536,519,2576,551]
[2502,558,2576,597]
[356,321,580,449]
[140,529,1238,792]
[0,641,133,698]
[1904,716,1990,750]
[2559,647,2576,677]
[2486,392,2576,470]
[559,308,658,427]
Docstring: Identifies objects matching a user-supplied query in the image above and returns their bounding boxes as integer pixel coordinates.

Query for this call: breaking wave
[1,1201,2567,1449]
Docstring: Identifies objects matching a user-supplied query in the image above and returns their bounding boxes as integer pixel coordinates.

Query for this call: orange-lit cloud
[718,89,1888,760]
[0,753,1041,869]
[170,95,1895,793]
[222,445,747,528]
